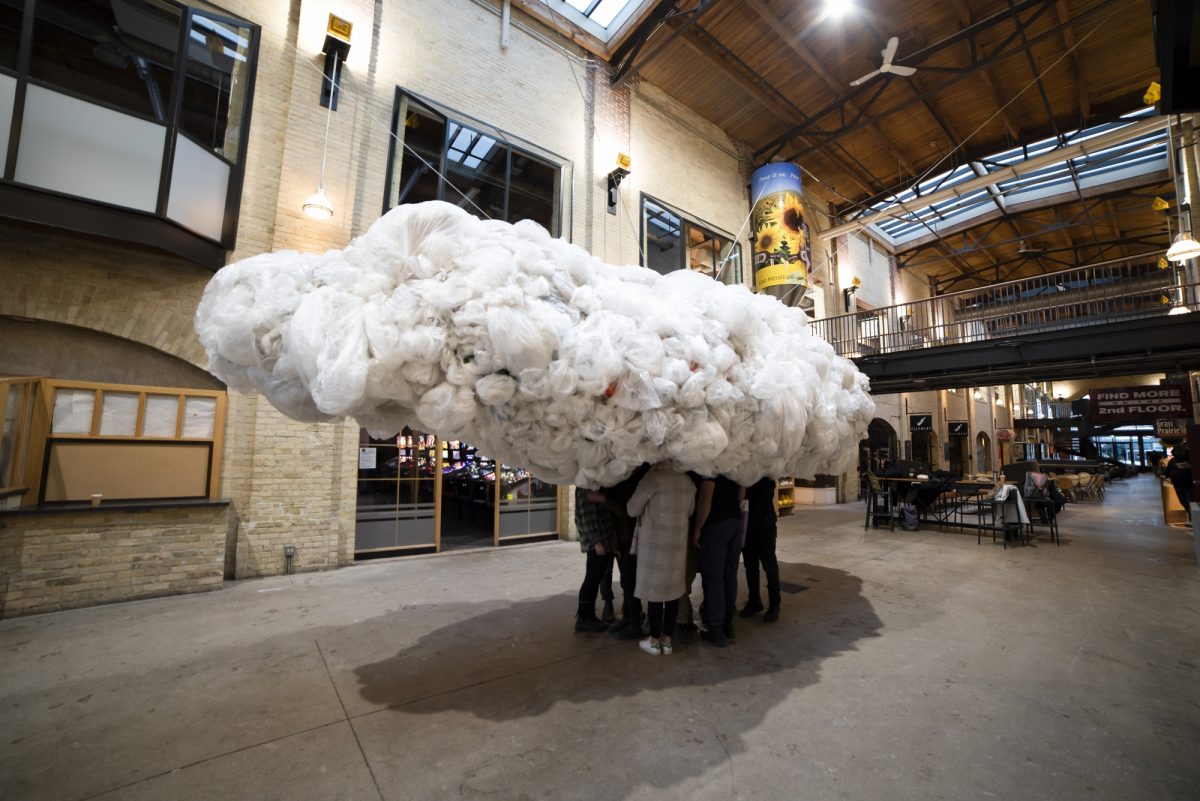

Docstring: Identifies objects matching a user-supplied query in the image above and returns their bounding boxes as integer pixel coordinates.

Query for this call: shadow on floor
[353,560,881,714]
[346,562,881,795]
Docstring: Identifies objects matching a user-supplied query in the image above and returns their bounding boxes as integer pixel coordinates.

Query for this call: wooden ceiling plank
[1055,0,1092,119]
[676,26,883,196]
[738,0,917,179]
[945,0,1021,142]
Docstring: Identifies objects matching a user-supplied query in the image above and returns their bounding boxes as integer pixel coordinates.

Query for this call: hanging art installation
[750,162,812,297]
[195,200,874,488]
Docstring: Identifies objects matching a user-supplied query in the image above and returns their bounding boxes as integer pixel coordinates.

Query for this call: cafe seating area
[864,466,1071,548]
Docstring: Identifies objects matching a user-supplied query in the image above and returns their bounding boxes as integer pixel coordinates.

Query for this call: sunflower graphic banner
[750,163,811,295]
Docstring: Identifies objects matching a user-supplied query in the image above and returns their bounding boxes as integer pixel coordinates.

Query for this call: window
[178,13,253,163]
[2,378,226,506]
[30,0,181,121]
[641,195,742,285]
[385,91,563,235]
[2,0,259,264]
[0,0,21,71]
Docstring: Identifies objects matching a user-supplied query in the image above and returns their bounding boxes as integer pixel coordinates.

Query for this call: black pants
[617,551,642,621]
[742,521,780,608]
[601,557,614,602]
[699,518,742,628]
[1174,484,1193,521]
[578,546,615,614]
[646,600,678,638]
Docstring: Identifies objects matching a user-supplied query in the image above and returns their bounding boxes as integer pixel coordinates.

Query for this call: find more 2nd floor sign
[1089,384,1192,423]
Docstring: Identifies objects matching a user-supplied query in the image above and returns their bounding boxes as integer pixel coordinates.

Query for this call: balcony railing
[809,258,1199,359]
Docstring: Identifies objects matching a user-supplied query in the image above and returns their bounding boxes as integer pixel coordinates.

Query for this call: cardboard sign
[1090,384,1191,422]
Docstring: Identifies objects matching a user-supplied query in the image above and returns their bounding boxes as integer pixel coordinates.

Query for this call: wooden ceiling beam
[738,0,917,179]
[1055,0,1091,120]
[946,0,1021,142]
[673,23,883,199]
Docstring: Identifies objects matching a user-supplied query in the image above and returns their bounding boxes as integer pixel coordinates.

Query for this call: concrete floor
[2,475,1197,801]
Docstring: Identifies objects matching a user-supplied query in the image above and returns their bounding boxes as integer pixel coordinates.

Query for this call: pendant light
[304,50,340,220]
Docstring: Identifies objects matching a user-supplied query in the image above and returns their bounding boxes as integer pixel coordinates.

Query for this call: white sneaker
[638,638,662,656]
[660,639,674,656]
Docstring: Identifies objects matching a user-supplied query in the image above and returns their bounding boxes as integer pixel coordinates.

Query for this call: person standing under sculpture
[740,477,780,623]
[627,462,696,656]
[693,475,745,647]
[598,463,652,640]
[573,487,616,632]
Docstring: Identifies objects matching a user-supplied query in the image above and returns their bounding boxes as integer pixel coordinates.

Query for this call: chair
[1054,474,1078,503]
[864,474,895,531]
[1024,494,1060,545]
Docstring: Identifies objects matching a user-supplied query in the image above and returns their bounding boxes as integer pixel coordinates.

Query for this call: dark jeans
[742,521,780,608]
[699,518,742,628]
[578,546,615,614]
[617,551,642,621]
[646,600,678,638]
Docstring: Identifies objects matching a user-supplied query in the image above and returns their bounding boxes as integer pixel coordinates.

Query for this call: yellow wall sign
[327,14,353,42]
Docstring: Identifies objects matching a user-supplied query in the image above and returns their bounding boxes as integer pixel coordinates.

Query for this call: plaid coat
[627,466,696,602]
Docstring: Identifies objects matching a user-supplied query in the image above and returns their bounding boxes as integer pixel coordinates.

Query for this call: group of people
[573,463,782,656]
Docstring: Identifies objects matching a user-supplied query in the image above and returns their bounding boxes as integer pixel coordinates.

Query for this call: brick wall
[0,505,229,618]
[1,0,770,606]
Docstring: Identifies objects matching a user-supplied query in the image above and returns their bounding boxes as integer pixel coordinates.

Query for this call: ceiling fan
[850,37,916,86]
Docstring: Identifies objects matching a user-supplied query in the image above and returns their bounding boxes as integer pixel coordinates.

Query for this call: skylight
[546,0,647,40]
[862,108,1167,249]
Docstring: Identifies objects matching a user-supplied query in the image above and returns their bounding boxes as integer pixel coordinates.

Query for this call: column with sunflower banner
[750,163,812,301]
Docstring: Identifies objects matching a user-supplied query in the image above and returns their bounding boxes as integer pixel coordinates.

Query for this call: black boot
[738,600,764,619]
[612,615,644,640]
[762,605,780,623]
[723,617,736,641]
[575,604,607,633]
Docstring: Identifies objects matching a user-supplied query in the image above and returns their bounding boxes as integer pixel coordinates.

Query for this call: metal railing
[809,258,1199,359]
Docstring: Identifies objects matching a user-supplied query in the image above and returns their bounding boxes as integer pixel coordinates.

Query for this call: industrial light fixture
[304,15,352,221]
[606,153,631,215]
[841,276,860,312]
[1165,231,1200,263]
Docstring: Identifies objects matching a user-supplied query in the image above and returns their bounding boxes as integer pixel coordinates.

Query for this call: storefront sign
[995,428,1015,442]
[750,163,811,293]
[949,421,969,437]
[1155,418,1187,439]
[909,414,932,432]
[1090,384,1191,422]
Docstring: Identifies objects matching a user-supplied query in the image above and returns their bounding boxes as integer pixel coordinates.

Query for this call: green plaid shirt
[575,487,617,553]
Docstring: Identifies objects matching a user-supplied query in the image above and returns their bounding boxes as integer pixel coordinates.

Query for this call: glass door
[497,465,558,544]
[354,428,440,555]
[356,432,560,555]
[439,441,498,551]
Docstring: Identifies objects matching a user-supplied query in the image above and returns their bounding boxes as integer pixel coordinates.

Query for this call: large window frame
[383,87,571,237]
[0,376,226,508]
[0,0,260,269]
[639,194,743,285]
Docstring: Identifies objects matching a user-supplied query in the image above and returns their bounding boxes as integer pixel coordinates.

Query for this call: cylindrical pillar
[750,163,811,303]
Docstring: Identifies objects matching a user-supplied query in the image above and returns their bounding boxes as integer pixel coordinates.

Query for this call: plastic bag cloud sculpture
[196,201,874,487]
